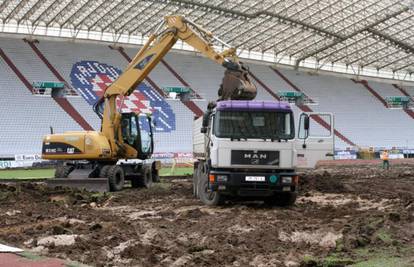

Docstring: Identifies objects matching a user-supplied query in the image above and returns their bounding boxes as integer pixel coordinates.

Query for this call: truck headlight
[216,175,228,182]
[282,176,292,184]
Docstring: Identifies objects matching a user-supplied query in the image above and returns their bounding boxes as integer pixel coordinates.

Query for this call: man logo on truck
[244,153,267,159]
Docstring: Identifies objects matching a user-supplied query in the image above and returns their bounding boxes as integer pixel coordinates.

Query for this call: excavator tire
[140,166,153,188]
[131,166,153,188]
[107,165,125,192]
[152,166,161,183]
[54,165,74,178]
[99,165,111,178]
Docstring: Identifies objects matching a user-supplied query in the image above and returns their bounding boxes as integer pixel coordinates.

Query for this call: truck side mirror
[202,113,209,128]
[304,115,310,130]
[201,112,210,133]
[298,113,309,140]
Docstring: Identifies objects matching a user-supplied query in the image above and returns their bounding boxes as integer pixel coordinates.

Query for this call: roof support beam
[376,53,411,70]
[73,1,105,29]
[88,0,126,30]
[32,0,61,26]
[239,21,281,49]
[392,61,413,72]
[115,2,154,33]
[60,0,94,28]
[141,3,177,36]
[134,3,167,33]
[284,1,376,56]
[0,0,12,18]
[101,0,140,32]
[209,0,261,35]
[294,6,409,68]
[226,17,272,46]
[260,1,359,54]
[248,25,290,51]
[128,4,168,36]
[199,0,251,32]
[317,14,413,62]
[367,28,414,55]
[45,0,75,27]
[279,33,323,56]
[17,0,44,24]
[4,0,30,23]
[344,44,389,65]
[165,0,342,39]
[361,50,401,67]
[346,33,413,66]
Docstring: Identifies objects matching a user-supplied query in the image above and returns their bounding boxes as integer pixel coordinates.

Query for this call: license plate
[245,176,265,182]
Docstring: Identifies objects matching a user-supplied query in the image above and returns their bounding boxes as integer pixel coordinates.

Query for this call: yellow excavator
[42,15,257,192]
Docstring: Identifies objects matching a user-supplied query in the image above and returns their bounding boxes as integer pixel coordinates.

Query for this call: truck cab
[193,100,334,206]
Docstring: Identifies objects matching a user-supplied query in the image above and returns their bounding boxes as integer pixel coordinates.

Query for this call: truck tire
[54,165,74,178]
[265,192,297,207]
[107,165,125,192]
[132,166,153,188]
[198,166,224,206]
[192,164,200,198]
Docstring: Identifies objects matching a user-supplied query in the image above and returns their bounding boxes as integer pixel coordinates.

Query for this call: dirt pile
[1,166,414,266]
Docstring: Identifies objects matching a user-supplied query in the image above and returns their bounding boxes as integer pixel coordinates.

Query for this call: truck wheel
[265,192,297,207]
[107,165,125,192]
[198,170,224,206]
[192,164,200,198]
[54,165,74,178]
[133,166,153,188]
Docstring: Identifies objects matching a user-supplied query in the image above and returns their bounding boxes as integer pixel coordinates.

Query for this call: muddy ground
[1,165,414,267]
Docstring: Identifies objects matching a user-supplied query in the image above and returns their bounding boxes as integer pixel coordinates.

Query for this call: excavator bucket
[218,62,257,101]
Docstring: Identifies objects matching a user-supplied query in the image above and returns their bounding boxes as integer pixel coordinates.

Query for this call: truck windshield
[214,110,294,140]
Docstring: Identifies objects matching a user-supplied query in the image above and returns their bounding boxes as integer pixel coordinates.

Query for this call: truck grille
[231,150,279,166]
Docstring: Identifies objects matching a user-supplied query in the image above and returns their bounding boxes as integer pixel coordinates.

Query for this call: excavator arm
[100,15,257,158]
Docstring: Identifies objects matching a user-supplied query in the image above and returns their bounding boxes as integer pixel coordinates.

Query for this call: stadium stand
[275,69,414,148]
[1,36,414,155]
[0,43,82,155]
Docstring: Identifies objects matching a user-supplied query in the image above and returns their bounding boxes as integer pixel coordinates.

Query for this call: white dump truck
[193,100,334,206]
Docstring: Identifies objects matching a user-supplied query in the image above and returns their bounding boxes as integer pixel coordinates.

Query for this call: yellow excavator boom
[99,15,256,158]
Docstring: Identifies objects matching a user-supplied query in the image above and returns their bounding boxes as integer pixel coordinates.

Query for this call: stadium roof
[1,0,414,81]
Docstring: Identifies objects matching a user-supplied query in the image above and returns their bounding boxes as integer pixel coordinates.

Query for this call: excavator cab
[121,113,154,160]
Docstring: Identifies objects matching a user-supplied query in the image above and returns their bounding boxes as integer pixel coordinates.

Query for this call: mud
[1,166,414,266]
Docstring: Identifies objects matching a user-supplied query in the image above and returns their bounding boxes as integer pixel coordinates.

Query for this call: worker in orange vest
[381,150,390,170]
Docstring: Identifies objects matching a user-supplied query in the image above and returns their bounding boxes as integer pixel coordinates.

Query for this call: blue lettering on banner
[70,60,175,132]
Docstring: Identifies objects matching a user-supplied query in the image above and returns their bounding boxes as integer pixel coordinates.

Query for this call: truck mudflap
[46,178,109,192]
[208,171,299,197]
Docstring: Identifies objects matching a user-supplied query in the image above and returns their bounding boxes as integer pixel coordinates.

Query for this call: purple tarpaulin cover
[216,100,291,111]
